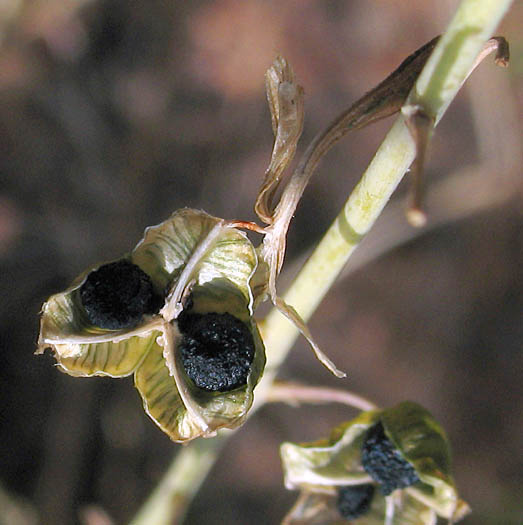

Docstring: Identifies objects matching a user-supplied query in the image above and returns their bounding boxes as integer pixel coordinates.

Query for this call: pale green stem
[129,1,513,523]
[258,0,512,379]
[129,433,229,525]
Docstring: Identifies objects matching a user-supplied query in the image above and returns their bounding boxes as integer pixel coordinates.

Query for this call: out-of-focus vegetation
[1,1,521,524]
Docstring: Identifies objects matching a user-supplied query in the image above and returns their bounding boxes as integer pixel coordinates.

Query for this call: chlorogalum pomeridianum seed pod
[37,208,266,443]
[280,402,470,524]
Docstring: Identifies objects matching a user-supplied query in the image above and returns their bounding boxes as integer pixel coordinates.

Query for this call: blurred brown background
[1,1,521,524]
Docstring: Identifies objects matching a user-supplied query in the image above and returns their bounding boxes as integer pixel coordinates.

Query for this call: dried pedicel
[280,402,470,524]
[38,209,266,442]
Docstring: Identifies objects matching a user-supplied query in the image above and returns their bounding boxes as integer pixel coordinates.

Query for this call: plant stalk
[129,0,513,523]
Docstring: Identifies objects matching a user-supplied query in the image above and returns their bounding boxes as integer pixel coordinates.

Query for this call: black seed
[79,260,160,329]
[361,422,420,495]
[336,484,375,520]
[178,311,255,392]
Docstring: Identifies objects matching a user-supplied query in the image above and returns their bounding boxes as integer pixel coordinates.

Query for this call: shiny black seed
[178,311,255,392]
[361,422,420,495]
[79,260,160,329]
[336,484,375,520]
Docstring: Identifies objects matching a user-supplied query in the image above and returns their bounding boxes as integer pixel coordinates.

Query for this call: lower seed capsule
[361,421,420,495]
[337,484,375,520]
[79,260,160,330]
[178,311,255,392]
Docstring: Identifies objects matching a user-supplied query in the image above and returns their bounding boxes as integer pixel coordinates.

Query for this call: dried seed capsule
[79,260,160,329]
[178,311,255,392]
[336,484,375,520]
[38,209,266,442]
[361,421,420,495]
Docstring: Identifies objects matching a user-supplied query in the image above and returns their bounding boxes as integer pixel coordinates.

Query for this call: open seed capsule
[280,402,470,524]
[38,208,266,442]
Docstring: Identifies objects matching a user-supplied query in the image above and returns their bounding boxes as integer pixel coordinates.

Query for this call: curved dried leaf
[255,56,304,224]
[275,296,346,378]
